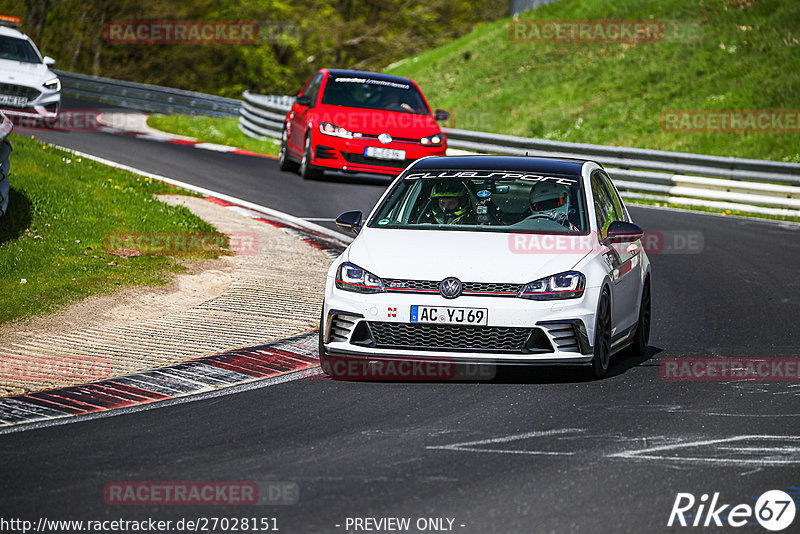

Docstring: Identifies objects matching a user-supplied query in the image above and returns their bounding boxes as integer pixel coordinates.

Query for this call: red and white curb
[127,132,276,159]
[96,111,278,159]
[204,197,347,258]
[0,332,319,430]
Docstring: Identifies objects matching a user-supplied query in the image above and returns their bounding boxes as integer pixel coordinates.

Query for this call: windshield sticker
[404,171,578,186]
[332,77,410,90]
[377,218,390,225]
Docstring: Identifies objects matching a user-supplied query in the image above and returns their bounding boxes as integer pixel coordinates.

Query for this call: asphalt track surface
[2,106,800,533]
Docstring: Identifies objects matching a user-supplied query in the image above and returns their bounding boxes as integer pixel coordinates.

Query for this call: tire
[278,127,298,172]
[624,278,651,358]
[299,134,323,180]
[588,289,612,379]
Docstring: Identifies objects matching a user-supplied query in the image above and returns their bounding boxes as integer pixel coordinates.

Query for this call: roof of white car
[0,25,29,40]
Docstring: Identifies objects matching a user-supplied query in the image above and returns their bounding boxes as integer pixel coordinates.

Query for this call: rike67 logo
[668,490,796,531]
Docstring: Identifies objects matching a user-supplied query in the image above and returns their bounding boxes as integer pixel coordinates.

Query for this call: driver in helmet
[421,181,476,225]
[528,181,579,231]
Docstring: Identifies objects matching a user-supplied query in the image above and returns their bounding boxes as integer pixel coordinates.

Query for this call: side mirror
[603,220,644,244]
[43,56,55,67]
[335,210,363,235]
[295,94,312,107]
[434,109,450,122]
[433,109,450,121]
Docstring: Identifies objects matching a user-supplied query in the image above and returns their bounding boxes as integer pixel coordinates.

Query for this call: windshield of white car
[0,36,40,63]
[321,76,429,115]
[368,171,588,233]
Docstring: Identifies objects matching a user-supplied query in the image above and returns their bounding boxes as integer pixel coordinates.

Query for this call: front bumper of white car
[0,82,60,119]
[322,280,600,366]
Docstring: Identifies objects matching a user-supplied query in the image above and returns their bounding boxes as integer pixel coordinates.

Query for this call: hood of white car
[347,228,593,284]
[0,59,54,87]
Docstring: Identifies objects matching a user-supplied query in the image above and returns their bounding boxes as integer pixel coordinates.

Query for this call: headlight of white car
[43,77,61,92]
[335,262,385,294]
[518,271,585,300]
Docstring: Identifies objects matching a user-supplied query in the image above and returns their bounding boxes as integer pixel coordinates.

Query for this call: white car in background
[320,155,652,379]
[0,16,60,119]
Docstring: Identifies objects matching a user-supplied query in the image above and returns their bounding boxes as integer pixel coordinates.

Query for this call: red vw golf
[279,69,449,179]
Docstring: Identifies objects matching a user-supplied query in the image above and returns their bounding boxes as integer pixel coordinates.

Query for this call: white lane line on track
[607,435,800,466]
[0,366,324,436]
[44,143,354,244]
[426,428,585,456]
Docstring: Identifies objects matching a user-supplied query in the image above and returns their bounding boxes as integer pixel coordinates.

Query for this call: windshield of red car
[321,76,430,115]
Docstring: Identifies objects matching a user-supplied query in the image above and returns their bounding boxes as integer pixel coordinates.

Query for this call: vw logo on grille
[439,277,462,299]
[378,133,392,144]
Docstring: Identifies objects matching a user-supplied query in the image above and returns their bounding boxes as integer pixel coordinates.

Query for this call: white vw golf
[320,156,651,379]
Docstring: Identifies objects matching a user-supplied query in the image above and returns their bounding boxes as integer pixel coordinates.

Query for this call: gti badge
[439,277,462,299]
[378,133,392,144]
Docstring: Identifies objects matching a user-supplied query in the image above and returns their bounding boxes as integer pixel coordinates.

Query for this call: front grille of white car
[0,83,41,100]
[383,279,522,297]
[365,322,551,353]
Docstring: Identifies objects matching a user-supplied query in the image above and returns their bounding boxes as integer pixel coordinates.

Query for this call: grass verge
[146,115,280,157]
[0,134,227,325]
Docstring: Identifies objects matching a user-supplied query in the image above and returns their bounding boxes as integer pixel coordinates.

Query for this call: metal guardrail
[0,112,12,217]
[55,70,241,117]
[238,91,293,139]
[237,91,800,216]
[442,128,800,185]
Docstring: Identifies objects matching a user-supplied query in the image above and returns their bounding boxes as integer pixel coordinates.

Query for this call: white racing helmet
[529,181,570,215]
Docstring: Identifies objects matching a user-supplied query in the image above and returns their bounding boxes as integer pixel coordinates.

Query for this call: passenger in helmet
[420,181,476,225]
[527,181,579,231]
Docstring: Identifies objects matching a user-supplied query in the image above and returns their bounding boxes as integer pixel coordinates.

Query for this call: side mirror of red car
[434,109,450,122]
[296,94,312,107]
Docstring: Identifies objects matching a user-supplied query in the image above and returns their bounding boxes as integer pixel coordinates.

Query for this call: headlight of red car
[320,122,357,139]
[420,134,443,146]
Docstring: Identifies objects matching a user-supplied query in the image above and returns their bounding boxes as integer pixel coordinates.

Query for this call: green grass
[385,0,800,163]
[0,134,227,325]
[146,115,280,157]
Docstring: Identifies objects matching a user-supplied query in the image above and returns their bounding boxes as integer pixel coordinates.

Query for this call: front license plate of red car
[364,147,405,160]
[410,305,488,325]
